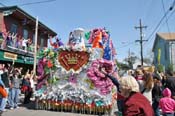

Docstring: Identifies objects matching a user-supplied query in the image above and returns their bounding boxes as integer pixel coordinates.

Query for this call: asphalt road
[1,102,104,116]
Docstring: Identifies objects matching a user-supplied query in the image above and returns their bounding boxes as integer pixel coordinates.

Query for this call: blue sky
[1,0,175,61]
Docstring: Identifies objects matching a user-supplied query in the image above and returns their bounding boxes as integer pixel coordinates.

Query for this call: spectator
[12,33,17,48]
[26,38,32,51]
[120,75,154,116]
[0,83,7,114]
[9,70,21,109]
[159,88,175,116]
[102,68,154,116]
[142,72,154,104]
[1,65,10,110]
[165,71,175,100]
[22,37,28,51]
[1,31,8,49]
[0,64,7,113]
[17,35,22,49]
[6,32,13,47]
[152,73,162,116]
[22,74,31,104]
[135,69,145,92]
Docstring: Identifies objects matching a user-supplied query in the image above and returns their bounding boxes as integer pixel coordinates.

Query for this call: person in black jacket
[165,70,175,100]
[1,65,10,90]
[152,73,162,116]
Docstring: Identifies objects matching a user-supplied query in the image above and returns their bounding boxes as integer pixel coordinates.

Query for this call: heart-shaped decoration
[58,50,90,71]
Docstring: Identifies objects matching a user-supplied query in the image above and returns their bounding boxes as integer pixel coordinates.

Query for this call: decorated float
[34,28,117,115]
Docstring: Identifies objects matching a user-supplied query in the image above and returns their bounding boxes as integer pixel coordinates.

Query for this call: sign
[4,52,17,60]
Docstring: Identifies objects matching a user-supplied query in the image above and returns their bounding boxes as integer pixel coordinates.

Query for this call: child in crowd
[159,88,175,116]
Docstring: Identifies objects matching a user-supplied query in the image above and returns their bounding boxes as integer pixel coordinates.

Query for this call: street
[2,101,99,116]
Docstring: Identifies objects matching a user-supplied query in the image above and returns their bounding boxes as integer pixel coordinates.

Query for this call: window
[164,44,167,60]
[40,38,44,47]
[32,34,35,44]
[10,24,17,33]
[23,29,28,39]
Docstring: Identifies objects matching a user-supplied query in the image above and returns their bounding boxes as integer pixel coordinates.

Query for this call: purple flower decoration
[69,74,77,84]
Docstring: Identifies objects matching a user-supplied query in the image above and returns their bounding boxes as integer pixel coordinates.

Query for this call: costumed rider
[49,36,64,51]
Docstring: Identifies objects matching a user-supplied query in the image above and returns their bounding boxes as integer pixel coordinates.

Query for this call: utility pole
[128,48,132,68]
[135,19,147,66]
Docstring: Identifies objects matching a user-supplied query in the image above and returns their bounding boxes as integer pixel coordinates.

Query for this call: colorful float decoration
[35,28,117,115]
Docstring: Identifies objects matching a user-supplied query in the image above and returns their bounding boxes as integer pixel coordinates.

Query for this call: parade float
[34,28,117,115]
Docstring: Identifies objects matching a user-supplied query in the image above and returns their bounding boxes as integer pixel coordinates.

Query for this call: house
[0,6,57,70]
[132,59,148,69]
[152,32,175,71]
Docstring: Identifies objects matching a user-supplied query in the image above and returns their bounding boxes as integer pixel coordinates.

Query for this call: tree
[143,58,152,65]
[167,64,173,72]
[157,64,164,73]
[124,52,138,69]
[117,61,130,70]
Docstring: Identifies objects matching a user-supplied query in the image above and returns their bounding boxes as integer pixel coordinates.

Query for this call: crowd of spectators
[0,31,34,52]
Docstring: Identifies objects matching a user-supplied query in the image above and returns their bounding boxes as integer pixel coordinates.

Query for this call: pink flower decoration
[87,59,114,95]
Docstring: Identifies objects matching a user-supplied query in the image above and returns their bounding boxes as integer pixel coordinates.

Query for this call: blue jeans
[0,87,9,111]
[0,97,7,111]
[163,113,174,116]
[9,88,20,108]
[152,100,160,116]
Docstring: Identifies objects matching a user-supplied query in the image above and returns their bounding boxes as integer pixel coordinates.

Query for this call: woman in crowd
[22,70,32,104]
[135,69,145,92]
[118,75,154,116]
[142,72,154,104]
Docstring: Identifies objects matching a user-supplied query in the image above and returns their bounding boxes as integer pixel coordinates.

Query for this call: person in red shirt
[119,75,154,116]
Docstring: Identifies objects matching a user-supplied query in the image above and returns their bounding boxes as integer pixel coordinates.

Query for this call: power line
[145,0,175,42]
[0,3,6,7]
[19,0,56,6]
[143,0,175,50]
[161,0,171,38]
[1,0,56,7]
[116,41,135,49]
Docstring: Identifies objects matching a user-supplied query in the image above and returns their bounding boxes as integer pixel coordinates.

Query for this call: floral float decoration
[34,28,117,115]
[87,59,114,95]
